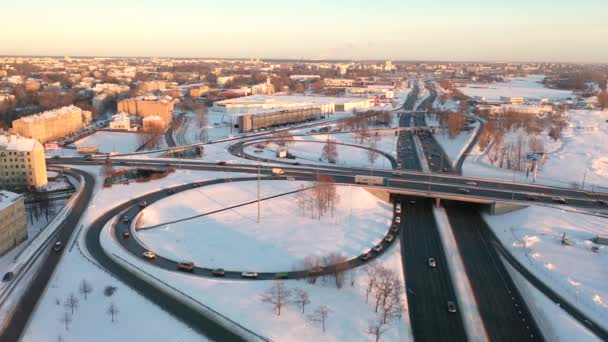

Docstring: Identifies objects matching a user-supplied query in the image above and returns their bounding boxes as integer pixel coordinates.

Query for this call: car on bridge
[552,197,567,204]
[177,262,195,272]
[525,194,538,201]
[212,268,225,277]
[138,201,147,208]
[360,252,372,261]
[241,272,259,279]
[372,244,384,253]
[458,188,470,194]
[122,215,130,223]
[122,231,131,238]
[428,257,437,268]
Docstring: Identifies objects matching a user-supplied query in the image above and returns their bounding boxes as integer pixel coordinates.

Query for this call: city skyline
[2,0,608,63]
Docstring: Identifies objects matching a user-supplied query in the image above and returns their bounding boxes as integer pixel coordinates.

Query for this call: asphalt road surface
[0,170,95,342]
[444,201,543,341]
[398,196,468,341]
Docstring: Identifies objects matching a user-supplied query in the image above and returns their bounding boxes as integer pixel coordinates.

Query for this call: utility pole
[257,161,261,224]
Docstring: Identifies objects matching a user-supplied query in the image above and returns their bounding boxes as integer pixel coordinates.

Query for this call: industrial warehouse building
[214,95,374,132]
[0,190,27,256]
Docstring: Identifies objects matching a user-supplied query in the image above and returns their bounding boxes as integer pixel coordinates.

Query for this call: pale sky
[1,0,607,63]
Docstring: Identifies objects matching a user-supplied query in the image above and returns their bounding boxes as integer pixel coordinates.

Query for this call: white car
[241,272,259,279]
[428,257,437,268]
[142,251,156,260]
[465,181,478,186]
[395,216,401,224]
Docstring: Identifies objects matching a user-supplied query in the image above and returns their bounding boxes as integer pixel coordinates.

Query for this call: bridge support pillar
[434,197,441,207]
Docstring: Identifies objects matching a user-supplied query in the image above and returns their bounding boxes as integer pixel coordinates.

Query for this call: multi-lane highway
[444,201,543,341]
[398,196,468,341]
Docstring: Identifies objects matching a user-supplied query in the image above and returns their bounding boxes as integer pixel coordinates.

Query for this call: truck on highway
[354,175,387,186]
[271,168,284,176]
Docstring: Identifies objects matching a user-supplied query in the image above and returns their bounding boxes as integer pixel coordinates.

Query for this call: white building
[109,112,134,131]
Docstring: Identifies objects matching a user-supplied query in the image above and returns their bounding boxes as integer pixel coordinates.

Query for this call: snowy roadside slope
[503,257,601,342]
[483,206,608,332]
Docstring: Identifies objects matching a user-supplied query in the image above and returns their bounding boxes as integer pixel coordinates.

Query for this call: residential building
[142,116,165,132]
[117,95,174,130]
[0,133,47,189]
[109,112,134,131]
[140,80,166,92]
[11,105,92,144]
[0,190,27,256]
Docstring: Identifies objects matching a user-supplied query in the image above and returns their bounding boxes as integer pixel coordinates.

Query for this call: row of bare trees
[294,176,340,220]
[57,279,120,336]
[364,264,404,342]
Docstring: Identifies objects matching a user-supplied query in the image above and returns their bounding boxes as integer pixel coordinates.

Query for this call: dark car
[212,268,225,277]
[122,216,130,223]
[273,272,289,279]
[525,194,538,201]
[167,189,175,194]
[122,231,131,238]
[138,201,147,208]
[53,241,63,252]
[217,161,227,166]
[359,252,372,261]
[177,262,195,272]
[3,272,14,282]
[447,301,457,313]
[594,199,608,206]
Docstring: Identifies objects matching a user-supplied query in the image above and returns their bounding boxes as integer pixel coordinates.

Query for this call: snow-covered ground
[484,206,608,332]
[21,168,258,342]
[458,75,575,101]
[463,110,608,190]
[102,189,412,342]
[243,136,394,170]
[432,121,480,167]
[137,182,393,272]
[71,131,145,154]
[504,258,601,342]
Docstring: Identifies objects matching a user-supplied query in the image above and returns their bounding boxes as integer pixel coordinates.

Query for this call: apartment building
[117,95,174,131]
[0,134,48,190]
[0,190,27,256]
[11,105,92,144]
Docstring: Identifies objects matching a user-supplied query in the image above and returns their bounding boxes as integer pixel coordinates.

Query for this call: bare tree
[107,303,119,323]
[368,141,379,171]
[307,305,331,332]
[292,288,311,314]
[367,316,389,342]
[59,311,72,331]
[260,280,292,316]
[273,131,294,147]
[322,252,348,289]
[64,293,79,315]
[302,255,322,284]
[79,279,93,300]
[365,264,381,303]
[321,137,338,164]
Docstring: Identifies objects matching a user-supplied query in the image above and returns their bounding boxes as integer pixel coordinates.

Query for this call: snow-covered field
[432,121,480,167]
[21,168,256,342]
[71,131,144,154]
[484,206,608,332]
[102,192,411,342]
[458,75,575,101]
[463,110,608,190]
[137,182,393,271]
[243,136,394,170]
